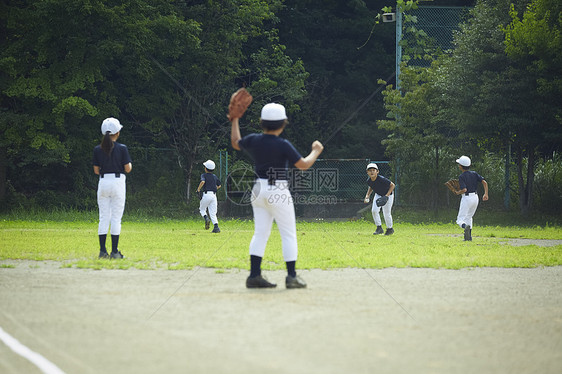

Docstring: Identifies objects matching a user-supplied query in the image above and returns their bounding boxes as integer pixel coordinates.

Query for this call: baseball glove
[227,88,252,121]
[376,195,389,207]
[197,190,203,200]
[444,179,460,194]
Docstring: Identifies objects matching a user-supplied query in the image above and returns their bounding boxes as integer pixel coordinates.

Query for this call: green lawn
[1,214,561,270]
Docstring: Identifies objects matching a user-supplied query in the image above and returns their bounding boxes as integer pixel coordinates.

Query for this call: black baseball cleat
[464,225,472,241]
[98,251,109,259]
[286,275,307,289]
[204,215,210,230]
[212,224,220,233]
[373,226,384,235]
[385,228,394,236]
[110,250,124,259]
[246,275,277,288]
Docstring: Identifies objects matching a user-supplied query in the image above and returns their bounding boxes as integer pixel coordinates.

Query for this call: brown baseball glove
[444,179,460,194]
[227,88,253,121]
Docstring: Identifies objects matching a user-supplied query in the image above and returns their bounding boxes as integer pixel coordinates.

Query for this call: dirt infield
[1,262,561,374]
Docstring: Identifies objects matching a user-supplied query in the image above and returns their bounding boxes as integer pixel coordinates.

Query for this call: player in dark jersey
[364,163,395,235]
[196,160,222,233]
[230,103,323,289]
[454,156,489,241]
[93,117,132,259]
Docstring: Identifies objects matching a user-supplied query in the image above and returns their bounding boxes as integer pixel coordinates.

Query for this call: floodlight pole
[394,8,403,204]
[396,9,402,92]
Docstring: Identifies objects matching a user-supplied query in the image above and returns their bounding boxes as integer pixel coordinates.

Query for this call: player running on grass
[454,156,489,241]
[228,89,323,289]
[196,159,222,233]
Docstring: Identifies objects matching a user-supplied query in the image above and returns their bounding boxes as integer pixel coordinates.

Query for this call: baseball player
[364,163,395,235]
[196,160,221,233]
[230,101,323,289]
[93,117,132,259]
[454,156,489,241]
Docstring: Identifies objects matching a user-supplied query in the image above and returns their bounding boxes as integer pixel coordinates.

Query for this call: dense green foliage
[0,0,560,216]
[379,0,561,213]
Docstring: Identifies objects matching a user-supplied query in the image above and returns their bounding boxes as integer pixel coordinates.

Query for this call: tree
[378,60,458,208]
[277,0,396,158]
[437,0,560,214]
[0,0,200,207]
[504,0,562,211]
[132,1,309,203]
[0,0,308,208]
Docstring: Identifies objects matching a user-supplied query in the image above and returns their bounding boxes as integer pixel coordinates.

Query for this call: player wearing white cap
[196,159,222,233]
[230,102,324,289]
[93,117,132,259]
[364,163,395,235]
[454,156,489,241]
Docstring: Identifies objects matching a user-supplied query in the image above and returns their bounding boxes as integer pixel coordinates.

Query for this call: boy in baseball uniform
[454,156,489,241]
[196,160,221,233]
[230,102,324,289]
[364,163,395,235]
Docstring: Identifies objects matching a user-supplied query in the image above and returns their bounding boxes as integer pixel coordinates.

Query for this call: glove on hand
[444,179,460,194]
[376,195,389,207]
[227,88,253,121]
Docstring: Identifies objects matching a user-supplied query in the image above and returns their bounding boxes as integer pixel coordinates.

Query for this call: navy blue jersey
[238,134,302,179]
[201,173,221,192]
[93,142,132,174]
[366,175,393,196]
[459,170,484,193]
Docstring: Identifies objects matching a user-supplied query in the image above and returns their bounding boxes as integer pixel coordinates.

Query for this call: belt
[100,173,120,178]
[464,192,476,196]
[204,191,215,194]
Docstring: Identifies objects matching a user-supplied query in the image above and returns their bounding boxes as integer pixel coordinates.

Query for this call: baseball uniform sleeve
[282,139,303,166]
[120,144,132,165]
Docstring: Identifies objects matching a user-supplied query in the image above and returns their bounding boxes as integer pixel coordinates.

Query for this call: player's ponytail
[101,131,114,155]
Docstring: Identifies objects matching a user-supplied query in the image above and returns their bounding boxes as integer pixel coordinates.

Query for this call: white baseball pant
[457,192,479,228]
[97,174,126,235]
[249,179,298,262]
[371,193,394,228]
[199,192,218,224]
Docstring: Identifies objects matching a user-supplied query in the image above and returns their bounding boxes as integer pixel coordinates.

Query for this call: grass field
[1,209,561,270]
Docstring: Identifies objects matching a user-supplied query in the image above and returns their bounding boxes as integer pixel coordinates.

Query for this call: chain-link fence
[221,158,393,218]
[403,6,472,67]
[123,147,396,217]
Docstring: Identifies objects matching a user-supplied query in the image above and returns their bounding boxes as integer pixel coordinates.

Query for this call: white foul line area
[0,326,66,374]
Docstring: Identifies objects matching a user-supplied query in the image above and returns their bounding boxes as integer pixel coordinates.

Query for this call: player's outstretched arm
[231,117,241,151]
[482,179,489,201]
[294,141,324,171]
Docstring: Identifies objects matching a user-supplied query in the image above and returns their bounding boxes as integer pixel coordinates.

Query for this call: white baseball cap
[203,160,215,170]
[456,156,471,167]
[366,162,378,170]
[101,117,123,135]
[261,103,288,121]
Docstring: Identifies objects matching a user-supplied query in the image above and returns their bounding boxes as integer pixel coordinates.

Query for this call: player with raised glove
[227,88,253,121]
[230,95,324,289]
